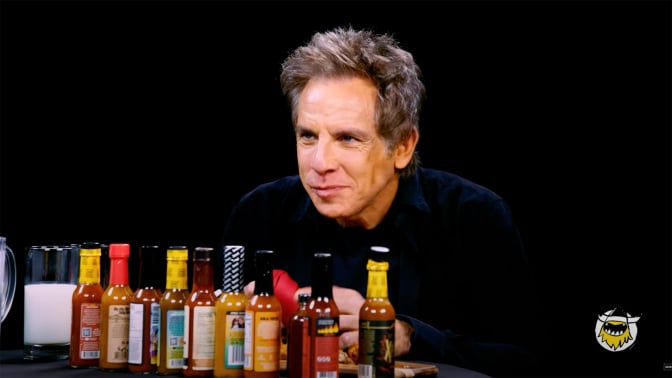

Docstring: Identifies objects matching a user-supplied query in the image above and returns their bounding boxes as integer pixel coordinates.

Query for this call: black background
[1,1,670,377]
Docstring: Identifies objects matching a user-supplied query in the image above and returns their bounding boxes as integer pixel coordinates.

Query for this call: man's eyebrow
[294,124,312,134]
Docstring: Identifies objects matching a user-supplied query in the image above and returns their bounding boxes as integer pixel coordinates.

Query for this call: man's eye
[341,135,356,143]
[299,132,315,141]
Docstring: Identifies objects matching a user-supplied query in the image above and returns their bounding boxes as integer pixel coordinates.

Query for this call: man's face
[295,76,401,229]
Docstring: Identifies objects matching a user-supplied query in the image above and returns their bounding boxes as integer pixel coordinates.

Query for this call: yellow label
[79,255,101,284]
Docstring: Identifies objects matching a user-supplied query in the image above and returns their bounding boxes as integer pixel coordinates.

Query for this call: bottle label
[244,310,281,372]
[105,305,130,363]
[128,302,144,364]
[224,311,245,368]
[165,309,185,368]
[166,260,188,289]
[77,302,101,359]
[366,271,389,299]
[189,305,215,370]
[149,302,160,365]
[79,256,101,284]
[358,319,395,377]
[313,316,340,377]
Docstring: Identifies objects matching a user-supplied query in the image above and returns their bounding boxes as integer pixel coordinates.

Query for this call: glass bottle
[214,245,247,378]
[157,245,189,376]
[128,245,164,374]
[308,252,340,378]
[99,243,133,371]
[70,241,104,368]
[287,293,311,378]
[183,247,217,376]
[244,250,282,378]
[358,246,395,378]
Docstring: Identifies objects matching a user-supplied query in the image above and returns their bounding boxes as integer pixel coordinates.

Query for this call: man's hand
[302,286,364,351]
[245,281,413,357]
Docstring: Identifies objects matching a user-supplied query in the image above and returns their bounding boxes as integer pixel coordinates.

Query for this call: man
[221,26,538,377]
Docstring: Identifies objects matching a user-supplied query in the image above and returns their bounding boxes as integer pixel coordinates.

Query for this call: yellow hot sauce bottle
[157,246,189,375]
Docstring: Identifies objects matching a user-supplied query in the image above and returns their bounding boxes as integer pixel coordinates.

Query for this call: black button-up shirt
[220,167,538,376]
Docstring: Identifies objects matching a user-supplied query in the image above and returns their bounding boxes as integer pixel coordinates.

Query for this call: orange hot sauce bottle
[214,245,247,378]
[70,242,104,368]
[244,250,282,378]
[157,245,189,375]
[99,243,133,371]
[183,247,217,376]
[128,245,164,373]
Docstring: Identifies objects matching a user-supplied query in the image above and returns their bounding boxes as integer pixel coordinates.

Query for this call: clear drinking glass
[23,245,78,360]
[0,236,17,341]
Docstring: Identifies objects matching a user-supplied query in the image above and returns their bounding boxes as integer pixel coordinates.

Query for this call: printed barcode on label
[317,372,337,378]
[358,364,373,378]
[227,344,244,365]
[81,351,99,358]
[169,358,185,367]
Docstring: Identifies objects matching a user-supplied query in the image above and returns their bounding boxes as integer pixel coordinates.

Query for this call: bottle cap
[222,245,245,292]
[80,242,101,257]
[193,246,213,261]
[167,246,189,260]
[109,243,130,258]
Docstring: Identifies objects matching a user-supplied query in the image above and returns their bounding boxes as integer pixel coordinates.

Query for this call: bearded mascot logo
[595,307,640,352]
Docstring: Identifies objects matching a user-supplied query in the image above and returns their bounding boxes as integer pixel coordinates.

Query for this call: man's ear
[394,127,419,170]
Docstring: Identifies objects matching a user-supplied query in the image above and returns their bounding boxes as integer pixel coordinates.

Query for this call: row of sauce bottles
[68,243,394,378]
[285,247,396,378]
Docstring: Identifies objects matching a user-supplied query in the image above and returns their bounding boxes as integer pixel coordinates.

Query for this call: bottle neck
[366,269,389,299]
[166,259,188,290]
[109,257,129,286]
[311,268,333,299]
[138,246,162,288]
[255,268,274,295]
[192,259,213,290]
[78,255,101,285]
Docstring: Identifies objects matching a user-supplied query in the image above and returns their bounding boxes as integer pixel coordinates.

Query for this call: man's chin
[313,202,352,221]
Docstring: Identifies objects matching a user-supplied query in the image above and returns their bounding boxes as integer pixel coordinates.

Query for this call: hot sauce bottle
[157,245,189,375]
[214,245,247,378]
[128,245,164,374]
[99,243,133,371]
[183,247,217,376]
[70,241,104,368]
[287,293,311,378]
[244,250,282,378]
[358,246,395,378]
[308,252,340,378]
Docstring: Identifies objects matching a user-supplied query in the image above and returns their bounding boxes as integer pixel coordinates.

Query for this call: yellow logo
[595,307,640,352]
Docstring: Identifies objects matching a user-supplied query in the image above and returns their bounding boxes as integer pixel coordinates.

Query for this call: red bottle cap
[109,243,130,258]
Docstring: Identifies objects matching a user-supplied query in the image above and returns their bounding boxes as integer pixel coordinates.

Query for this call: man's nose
[311,140,337,173]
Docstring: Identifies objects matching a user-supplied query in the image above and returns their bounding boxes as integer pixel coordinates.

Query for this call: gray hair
[280,26,425,177]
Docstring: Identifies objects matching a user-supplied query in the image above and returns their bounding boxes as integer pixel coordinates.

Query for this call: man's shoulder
[414,167,502,203]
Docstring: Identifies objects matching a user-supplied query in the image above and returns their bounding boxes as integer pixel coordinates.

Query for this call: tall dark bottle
[287,293,311,378]
[157,246,189,375]
[70,242,104,368]
[308,252,340,378]
[183,247,217,376]
[214,245,247,378]
[244,250,282,378]
[99,243,133,371]
[128,245,164,374]
[358,246,395,378]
